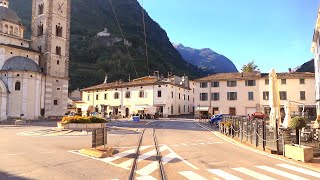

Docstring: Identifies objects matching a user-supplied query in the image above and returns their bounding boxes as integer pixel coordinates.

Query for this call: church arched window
[4,24,8,33]
[0,24,2,32]
[9,26,13,35]
[15,81,21,91]
[38,24,43,36]
[38,4,44,15]
[56,46,61,55]
[56,25,63,37]
[14,27,18,36]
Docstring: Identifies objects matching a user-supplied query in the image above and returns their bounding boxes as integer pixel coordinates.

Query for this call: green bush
[289,116,307,129]
[61,116,107,124]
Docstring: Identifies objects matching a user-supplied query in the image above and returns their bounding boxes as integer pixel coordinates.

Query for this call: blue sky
[139,0,319,72]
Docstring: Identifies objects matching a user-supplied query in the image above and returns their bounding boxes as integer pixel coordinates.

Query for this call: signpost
[92,128,107,148]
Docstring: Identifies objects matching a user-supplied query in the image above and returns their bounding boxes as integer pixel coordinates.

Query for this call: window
[300,79,305,84]
[184,105,186,112]
[263,91,269,100]
[15,81,21,91]
[14,27,18,36]
[139,90,145,98]
[300,91,306,100]
[248,92,254,100]
[245,80,256,86]
[104,93,107,100]
[158,91,161,97]
[171,92,173,98]
[0,24,2,32]
[125,91,131,98]
[211,93,219,101]
[227,92,237,100]
[280,91,287,100]
[211,81,219,87]
[56,25,63,37]
[281,79,286,84]
[54,100,58,105]
[9,26,13,35]
[227,81,237,87]
[96,94,99,100]
[188,95,190,101]
[37,24,43,36]
[183,94,185,100]
[38,3,44,15]
[56,46,61,55]
[213,107,219,114]
[179,93,181,99]
[114,92,119,99]
[200,82,208,88]
[87,95,90,101]
[57,60,59,65]
[229,107,236,115]
[38,46,42,52]
[200,93,208,101]
[4,24,8,33]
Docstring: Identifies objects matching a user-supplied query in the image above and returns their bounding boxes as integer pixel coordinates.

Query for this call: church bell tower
[31,0,71,117]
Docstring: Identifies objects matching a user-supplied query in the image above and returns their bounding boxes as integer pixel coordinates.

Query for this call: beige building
[194,72,316,118]
[0,0,70,120]
[77,75,195,118]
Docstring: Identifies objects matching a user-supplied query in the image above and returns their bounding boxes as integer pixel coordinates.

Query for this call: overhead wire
[140,0,150,76]
[108,0,138,79]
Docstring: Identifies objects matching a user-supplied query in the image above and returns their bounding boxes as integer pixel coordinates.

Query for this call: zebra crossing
[178,164,320,180]
[17,129,87,136]
[70,144,320,179]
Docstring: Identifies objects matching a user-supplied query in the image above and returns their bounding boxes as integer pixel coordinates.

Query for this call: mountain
[173,44,238,73]
[10,0,206,89]
[296,59,314,73]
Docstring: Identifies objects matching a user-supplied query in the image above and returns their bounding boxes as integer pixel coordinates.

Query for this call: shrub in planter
[61,116,107,124]
[289,116,307,144]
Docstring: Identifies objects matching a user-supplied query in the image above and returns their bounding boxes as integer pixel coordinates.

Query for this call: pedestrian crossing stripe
[170,141,222,147]
[17,129,87,136]
[179,164,320,180]
[70,144,198,176]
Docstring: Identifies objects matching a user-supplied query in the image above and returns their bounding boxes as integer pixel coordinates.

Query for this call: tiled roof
[195,72,315,81]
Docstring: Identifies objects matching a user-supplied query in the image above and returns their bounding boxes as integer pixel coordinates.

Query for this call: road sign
[92,128,107,148]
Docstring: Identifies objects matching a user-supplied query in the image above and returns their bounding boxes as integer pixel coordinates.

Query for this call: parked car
[210,114,229,124]
[252,112,265,119]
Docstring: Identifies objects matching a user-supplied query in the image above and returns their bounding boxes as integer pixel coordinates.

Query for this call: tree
[241,60,258,72]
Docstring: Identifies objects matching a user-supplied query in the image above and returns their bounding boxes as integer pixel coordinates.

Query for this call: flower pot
[285,144,313,162]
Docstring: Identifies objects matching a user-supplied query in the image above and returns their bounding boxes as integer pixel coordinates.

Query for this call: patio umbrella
[269,69,281,129]
[282,100,291,128]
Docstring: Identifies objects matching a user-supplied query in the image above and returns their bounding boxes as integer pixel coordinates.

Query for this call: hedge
[61,116,107,124]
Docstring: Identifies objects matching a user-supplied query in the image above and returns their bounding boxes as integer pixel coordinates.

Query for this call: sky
[139,0,320,72]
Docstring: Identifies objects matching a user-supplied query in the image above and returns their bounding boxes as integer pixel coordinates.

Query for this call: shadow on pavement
[0,171,30,180]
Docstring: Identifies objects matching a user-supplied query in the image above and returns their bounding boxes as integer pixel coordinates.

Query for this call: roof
[0,6,22,25]
[195,72,315,82]
[82,76,191,91]
[2,56,41,72]
[0,43,39,53]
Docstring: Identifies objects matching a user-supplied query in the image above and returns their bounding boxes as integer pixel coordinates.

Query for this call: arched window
[9,26,13,35]
[15,81,21,91]
[38,4,44,15]
[56,25,62,37]
[0,24,2,32]
[56,46,61,55]
[14,27,18,36]
[38,24,43,36]
[4,24,8,33]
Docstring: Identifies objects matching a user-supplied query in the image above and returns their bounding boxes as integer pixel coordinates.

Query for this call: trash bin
[133,116,140,122]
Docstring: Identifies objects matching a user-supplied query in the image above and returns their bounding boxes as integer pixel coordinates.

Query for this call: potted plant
[225,121,232,135]
[58,116,107,130]
[285,116,313,162]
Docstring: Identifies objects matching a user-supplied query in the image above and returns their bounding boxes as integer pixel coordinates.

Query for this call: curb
[196,122,320,172]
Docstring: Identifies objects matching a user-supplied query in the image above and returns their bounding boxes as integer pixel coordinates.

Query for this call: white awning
[196,107,209,111]
[133,106,148,111]
[81,106,88,111]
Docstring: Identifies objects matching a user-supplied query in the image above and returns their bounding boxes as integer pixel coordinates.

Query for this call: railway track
[128,122,166,180]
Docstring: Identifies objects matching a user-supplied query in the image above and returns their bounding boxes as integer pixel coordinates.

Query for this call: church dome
[2,56,41,72]
[0,6,22,25]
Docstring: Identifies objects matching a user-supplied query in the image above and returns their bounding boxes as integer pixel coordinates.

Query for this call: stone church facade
[0,0,70,120]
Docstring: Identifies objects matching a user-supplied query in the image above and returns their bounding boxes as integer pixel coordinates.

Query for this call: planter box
[285,144,313,162]
[58,123,106,131]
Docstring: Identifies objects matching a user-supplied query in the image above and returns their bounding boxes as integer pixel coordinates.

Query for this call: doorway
[125,108,129,118]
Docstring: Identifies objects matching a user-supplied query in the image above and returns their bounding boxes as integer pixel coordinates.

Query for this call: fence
[199,116,320,156]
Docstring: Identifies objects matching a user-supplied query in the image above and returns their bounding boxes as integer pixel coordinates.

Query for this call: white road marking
[233,167,276,180]
[178,171,207,180]
[3,153,25,156]
[100,146,151,163]
[199,143,205,145]
[136,152,176,176]
[256,166,309,180]
[277,164,320,178]
[208,169,242,180]
[180,143,188,146]
[171,145,180,147]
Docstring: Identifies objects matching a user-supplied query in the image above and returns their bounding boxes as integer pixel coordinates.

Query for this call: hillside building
[0,0,70,120]
[195,72,316,119]
[77,75,195,118]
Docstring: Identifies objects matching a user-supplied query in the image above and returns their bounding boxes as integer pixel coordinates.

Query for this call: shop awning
[299,105,316,108]
[196,106,209,111]
[133,105,148,111]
